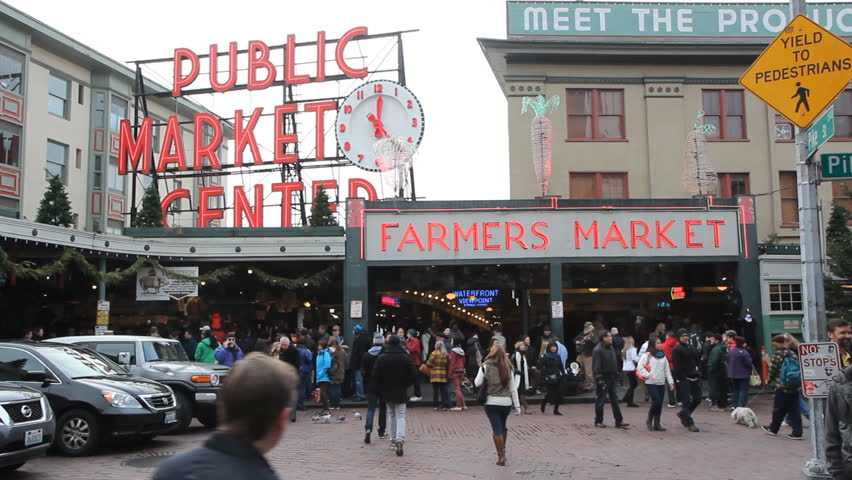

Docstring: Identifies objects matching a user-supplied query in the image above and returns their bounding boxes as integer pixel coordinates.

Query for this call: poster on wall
[136,267,198,301]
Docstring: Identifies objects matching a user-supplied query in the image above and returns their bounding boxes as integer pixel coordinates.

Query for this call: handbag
[419,363,431,376]
[749,367,762,387]
[476,366,489,405]
[635,354,652,381]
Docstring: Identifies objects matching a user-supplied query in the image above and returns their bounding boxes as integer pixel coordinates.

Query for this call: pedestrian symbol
[792,82,810,113]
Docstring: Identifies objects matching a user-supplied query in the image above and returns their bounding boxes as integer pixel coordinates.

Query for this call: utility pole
[789,0,830,477]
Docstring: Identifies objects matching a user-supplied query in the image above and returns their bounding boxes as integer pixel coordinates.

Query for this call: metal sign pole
[790,0,830,477]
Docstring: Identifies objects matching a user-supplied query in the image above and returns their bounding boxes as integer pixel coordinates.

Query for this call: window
[0,121,21,167]
[769,283,802,312]
[45,140,67,181]
[569,172,628,199]
[142,341,188,362]
[702,90,746,140]
[75,148,82,169]
[107,156,124,193]
[93,155,103,190]
[0,348,42,381]
[77,84,84,105]
[832,180,852,215]
[109,96,127,132]
[0,44,24,94]
[106,219,124,235]
[779,171,798,225]
[566,89,625,140]
[152,118,161,154]
[833,90,852,140]
[718,173,750,197]
[48,74,69,118]
[90,343,135,365]
[94,92,106,128]
[774,114,793,142]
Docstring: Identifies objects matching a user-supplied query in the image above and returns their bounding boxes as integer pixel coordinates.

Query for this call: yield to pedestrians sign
[739,15,852,129]
[798,342,842,398]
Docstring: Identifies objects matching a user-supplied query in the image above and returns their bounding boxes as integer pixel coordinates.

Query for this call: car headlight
[210,374,220,386]
[102,391,143,409]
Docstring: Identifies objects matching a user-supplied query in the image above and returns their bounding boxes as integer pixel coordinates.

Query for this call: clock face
[335,80,424,172]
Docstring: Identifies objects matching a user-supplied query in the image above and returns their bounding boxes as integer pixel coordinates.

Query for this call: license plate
[25,429,42,446]
[164,411,177,424]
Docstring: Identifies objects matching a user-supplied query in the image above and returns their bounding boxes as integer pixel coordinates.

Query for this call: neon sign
[670,286,687,300]
[454,289,500,307]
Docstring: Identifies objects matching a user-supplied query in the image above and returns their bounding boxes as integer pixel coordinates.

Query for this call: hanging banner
[136,267,199,301]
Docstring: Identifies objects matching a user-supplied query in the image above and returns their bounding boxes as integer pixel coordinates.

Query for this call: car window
[37,346,123,378]
[90,343,136,364]
[0,348,43,381]
[142,341,188,362]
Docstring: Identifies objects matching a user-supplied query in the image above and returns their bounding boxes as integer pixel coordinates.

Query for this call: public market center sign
[507,2,852,37]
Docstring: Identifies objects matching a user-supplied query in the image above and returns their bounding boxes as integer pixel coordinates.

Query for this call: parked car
[0,342,177,456]
[52,336,227,432]
[0,381,55,472]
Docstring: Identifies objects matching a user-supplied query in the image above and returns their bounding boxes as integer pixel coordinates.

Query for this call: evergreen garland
[36,175,75,227]
[133,183,164,228]
[309,185,338,226]
[825,200,852,320]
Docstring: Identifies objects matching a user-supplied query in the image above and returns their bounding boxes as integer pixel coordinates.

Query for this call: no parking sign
[798,342,842,398]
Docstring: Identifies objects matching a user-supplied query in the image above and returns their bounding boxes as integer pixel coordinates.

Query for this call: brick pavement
[12,393,810,480]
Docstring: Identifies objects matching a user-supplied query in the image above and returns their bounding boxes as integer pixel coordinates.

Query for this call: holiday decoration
[682,111,719,196]
[825,199,852,320]
[374,136,417,199]
[133,183,164,228]
[310,185,338,226]
[36,175,75,227]
[521,95,560,197]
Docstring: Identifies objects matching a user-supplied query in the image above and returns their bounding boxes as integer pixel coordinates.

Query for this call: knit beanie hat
[372,333,384,345]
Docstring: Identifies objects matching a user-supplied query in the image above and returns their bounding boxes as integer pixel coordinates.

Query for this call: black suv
[0,342,177,456]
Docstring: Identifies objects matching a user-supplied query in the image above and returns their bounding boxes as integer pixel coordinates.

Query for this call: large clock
[335,80,424,172]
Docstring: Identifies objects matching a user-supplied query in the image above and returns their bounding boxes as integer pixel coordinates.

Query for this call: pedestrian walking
[370,334,417,456]
[362,332,387,444]
[727,336,752,409]
[466,332,485,387]
[405,329,423,401]
[593,331,629,428]
[427,339,451,410]
[574,322,597,391]
[762,334,803,439]
[449,343,467,410]
[214,333,245,367]
[349,324,371,401]
[512,341,532,414]
[825,363,852,479]
[621,336,639,407]
[707,333,728,411]
[315,339,332,414]
[475,343,521,467]
[195,326,219,364]
[538,341,565,415]
[153,353,298,480]
[662,329,680,408]
[328,337,347,409]
[672,328,702,432]
[637,337,675,431]
[491,325,507,349]
[295,335,313,412]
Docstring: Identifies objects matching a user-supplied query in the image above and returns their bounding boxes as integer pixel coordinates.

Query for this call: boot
[540,401,546,413]
[553,405,562,416]
[492,435,506,466]
[364,429,371,444]
[646,411,654,431]
[653,412,666,431]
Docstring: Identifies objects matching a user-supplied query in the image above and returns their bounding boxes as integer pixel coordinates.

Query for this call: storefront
[343,196,762,348]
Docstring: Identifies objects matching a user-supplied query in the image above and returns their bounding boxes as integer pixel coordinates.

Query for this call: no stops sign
[798,342,842,398]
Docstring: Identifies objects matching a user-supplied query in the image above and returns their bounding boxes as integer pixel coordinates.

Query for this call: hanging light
[486,307,493,312]
[247,269,253,274]
[445,292,456,300]
[91,285,97,290]
[303,301,311,308]
[588,287,599,293]
[716,286,729,291]
[200,280,207,286]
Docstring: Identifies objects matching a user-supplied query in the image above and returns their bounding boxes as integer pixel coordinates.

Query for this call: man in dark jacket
[592,331,629,429]
[826,364,852,479]
[362,332,386,443]
[575,322,597,392]
[277,337,301,422]
[370,334,417,456]
[672,328,702,432]
[153,353,298,480]
[180,330,198,360]
[349,324,371,401]
[706,333,728,411]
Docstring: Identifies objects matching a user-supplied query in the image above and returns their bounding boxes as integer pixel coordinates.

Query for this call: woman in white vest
[475,343,521,467]
[512,341,531,414]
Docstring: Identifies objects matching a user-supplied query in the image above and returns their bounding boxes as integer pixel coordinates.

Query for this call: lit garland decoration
[0,247,337,289]
[682,110,720,196]
[521,94,560,197]
[374,136,417,199]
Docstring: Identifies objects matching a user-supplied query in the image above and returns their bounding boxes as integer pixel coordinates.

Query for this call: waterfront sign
[364,210,741,261]
[821,153,852,179]
[739,15,852,128]
[799,342,842,398]
[507,3,852,37]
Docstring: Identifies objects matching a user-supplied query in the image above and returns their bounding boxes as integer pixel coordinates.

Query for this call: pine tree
[309,185,337,226]
[35,175,74,227]
[825,200,852,320]
[133,183,164,228]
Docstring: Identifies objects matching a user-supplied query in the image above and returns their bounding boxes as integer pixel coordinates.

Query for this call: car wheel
[0,463,25,472]
[171,390,193,433]
[197,413,217,428]
[56,409,100,456]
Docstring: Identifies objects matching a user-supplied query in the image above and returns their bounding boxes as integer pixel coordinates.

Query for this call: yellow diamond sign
[739,15,852,129]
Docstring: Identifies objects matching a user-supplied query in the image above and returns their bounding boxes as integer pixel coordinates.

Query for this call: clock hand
[366,113,388,138]
[376,96,383,122]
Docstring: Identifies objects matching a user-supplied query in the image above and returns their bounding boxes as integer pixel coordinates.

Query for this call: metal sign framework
[125,30,416,226]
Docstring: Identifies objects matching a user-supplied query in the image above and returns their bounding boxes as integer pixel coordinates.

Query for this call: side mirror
[24,370,47,383]
[117,352,131,366]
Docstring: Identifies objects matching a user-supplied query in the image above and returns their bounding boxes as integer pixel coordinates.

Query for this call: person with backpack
[315,339,332,414]
[762,333,804,440]
[362,333,387,444]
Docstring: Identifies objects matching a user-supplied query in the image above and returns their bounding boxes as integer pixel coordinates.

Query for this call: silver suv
[0,381,55,472]
[52,336,227,432]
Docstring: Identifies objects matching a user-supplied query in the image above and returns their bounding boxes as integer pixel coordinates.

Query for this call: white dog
[731,407,759,428]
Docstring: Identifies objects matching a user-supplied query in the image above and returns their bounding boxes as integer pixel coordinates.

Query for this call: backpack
[779,355,801,387]
[326,352,340,377]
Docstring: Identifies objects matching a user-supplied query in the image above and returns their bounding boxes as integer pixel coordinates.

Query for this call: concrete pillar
[549,262,564,342]
[343,199,369,346]
[98,257,106,301]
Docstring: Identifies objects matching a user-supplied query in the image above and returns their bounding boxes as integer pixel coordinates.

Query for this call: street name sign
[798,342,842,398]
[821,153,852,180]
[807,106,835,156]
[739,15,852,128]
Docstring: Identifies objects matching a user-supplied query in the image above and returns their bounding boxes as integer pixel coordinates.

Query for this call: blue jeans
[329,383,342,408]
[731,378,750,408]
[675,378,702,426]
[432,382,450,408]
[484,405,511,436]
[388,402,407,442]
[770,389,803,437]
[594,374,623,425]
[298,371,311,409]
[365,391,387,434]
[786,393,810,422]
[354,370,365,399]
[647,384,665,419]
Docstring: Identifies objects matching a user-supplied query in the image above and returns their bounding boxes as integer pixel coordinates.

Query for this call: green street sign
[807,106,835,157]
[821,153,852,180]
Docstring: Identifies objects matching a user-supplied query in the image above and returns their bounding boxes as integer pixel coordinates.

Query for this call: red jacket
[449,348,466,375]
[406,337,422,366]
[662,336,679,368]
